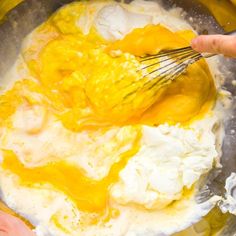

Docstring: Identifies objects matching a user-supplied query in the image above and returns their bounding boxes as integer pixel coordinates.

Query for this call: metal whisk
[118,46,205,107]
[139,46,204,88]
[112,30,236,112]
[139,30,236,89]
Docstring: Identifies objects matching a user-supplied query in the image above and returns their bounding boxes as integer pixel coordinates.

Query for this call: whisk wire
[142,50,201,78]
[112,46,204,109]
[114,28,236,109]
[114,48,202,109]
[139,49,197,71]
[141,50,202,94]
[140,46,194,62]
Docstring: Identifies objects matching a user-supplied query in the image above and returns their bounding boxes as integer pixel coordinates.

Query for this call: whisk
[139,30,236,89]
[118,46,204,107]
[139,46,203,88]
[120,46,206,104]
[110,31,236,113]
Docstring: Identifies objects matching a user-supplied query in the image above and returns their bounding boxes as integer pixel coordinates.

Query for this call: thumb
[191,35,236,58]
[0,211,35,236]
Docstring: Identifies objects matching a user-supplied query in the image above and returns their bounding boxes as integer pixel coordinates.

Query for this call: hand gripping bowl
[0,0,236,235]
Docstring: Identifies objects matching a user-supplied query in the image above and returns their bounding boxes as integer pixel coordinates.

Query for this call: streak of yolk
[107,24,186,55]
[2,128,141,214]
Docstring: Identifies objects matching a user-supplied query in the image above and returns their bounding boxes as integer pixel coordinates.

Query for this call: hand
[0,211,35,236]
[191,35,236,58]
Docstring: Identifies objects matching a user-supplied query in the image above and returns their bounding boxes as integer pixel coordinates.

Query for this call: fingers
[191,35,236,58]
[0,211,35,236]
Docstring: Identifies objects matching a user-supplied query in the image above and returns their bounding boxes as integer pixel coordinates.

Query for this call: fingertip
[190,38,197,48]
[191,35,214,53]
[191,38,198,49]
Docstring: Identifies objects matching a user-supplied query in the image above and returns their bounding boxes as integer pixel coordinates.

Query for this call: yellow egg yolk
[0,3,216,227]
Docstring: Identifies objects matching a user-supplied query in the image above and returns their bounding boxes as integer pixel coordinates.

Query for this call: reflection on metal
[173,207,230,236]
[199,0,236,32]
[0,0,23,21]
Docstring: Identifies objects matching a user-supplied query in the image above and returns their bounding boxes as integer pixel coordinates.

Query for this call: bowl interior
[0,0,236,235]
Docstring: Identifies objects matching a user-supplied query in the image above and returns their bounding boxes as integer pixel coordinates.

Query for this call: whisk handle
[224,29,236,36]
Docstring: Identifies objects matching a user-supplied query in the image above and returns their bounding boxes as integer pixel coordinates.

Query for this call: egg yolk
[0,5,216,226]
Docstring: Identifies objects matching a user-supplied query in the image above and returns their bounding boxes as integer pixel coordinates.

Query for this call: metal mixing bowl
[0,0,236,235]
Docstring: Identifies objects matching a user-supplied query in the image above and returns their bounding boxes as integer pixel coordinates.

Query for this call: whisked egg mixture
[0,0,226,235]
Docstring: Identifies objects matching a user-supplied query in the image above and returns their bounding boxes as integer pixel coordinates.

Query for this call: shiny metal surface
[0,0,236,235]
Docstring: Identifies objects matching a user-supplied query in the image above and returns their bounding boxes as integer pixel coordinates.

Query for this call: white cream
[94,4,152,41]
[111,122,218,210]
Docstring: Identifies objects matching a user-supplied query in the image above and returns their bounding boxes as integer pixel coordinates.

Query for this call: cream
[111,121,218,210]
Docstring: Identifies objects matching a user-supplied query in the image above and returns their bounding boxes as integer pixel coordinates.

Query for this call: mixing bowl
[0,0,236,235]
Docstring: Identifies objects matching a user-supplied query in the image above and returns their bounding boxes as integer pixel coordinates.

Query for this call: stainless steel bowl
[0,0,236,235]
